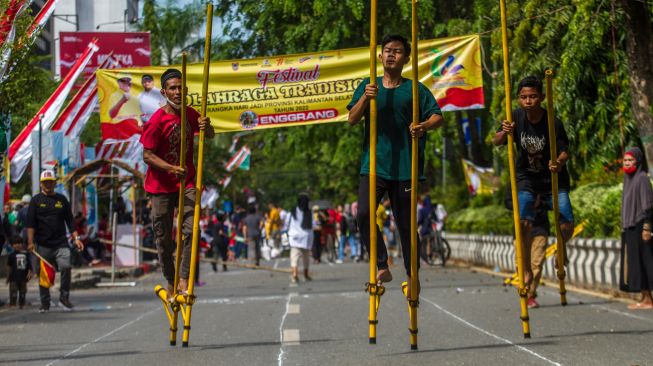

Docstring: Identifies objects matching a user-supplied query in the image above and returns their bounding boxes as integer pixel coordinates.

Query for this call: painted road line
[45,308,157,366]
[198,294,287,305]
[283,329,300,346]
[277,293,294,366]
[288,304,300,314]
[421,296,562,366]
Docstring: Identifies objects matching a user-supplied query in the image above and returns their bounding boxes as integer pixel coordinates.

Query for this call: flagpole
[30,248,55,269]
[499,0,531,338]
[38,114,42,179]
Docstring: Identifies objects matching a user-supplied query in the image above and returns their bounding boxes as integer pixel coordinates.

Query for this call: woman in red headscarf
[620,147,653,309]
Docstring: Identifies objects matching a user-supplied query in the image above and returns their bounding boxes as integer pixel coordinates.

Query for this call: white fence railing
[446,233,621,291]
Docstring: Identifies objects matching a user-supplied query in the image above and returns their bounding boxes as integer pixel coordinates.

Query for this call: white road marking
[277,293,294,366]
[288,304,300,314]
[542,289,653,323]
[45,308,157,366]
[198,295,287,305]
[421,297,562,366]
[590,303,653,323]
[289,282,298,288]
[283,329,300,346]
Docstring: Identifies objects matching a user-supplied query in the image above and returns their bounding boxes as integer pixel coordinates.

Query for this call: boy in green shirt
[347,34,444,291]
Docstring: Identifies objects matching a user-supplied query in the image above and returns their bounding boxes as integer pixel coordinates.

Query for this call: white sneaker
[336,259,343,264]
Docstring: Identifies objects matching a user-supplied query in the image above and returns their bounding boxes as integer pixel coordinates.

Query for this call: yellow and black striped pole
[367,0,381,345]
[408,0,420,351]
[545,69,567,306]
[499,0,531,338]
[178,2,213,348]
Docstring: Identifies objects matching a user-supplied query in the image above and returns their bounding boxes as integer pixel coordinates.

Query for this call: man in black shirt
[26,170,84,312]
[493,76,574,287]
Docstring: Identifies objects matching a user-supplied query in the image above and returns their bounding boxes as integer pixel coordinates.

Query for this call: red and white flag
[225,146,251,172]
[51,55,119,138]
[0,0,30,47]
[9,39,99,182]
[0,0,31,79]
[25,0,59,43]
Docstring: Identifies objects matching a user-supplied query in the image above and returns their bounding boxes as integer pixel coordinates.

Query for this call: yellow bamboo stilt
[499,0,531,338]
[408,0,420,351]
[545,69,567,306]
[181,3,213,348]
[153,52,189,346]
[367,0,381,345]
[171,53,189,346]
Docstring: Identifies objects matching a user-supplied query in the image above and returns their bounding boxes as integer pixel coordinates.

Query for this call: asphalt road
[1,259,652,366]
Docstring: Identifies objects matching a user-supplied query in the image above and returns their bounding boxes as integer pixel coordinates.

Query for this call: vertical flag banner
[9,40,98,182]
[97,35,483,136]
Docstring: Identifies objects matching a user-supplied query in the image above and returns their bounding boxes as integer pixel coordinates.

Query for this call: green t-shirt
[347,77,442,181]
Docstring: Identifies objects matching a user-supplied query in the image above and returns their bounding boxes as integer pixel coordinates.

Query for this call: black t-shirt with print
[8,251,31,282]
[25,193,74,248]
[497,108,570,192]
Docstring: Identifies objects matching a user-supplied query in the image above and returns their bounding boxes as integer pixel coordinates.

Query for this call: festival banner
[96,34,483,137]
[461,159,500,197]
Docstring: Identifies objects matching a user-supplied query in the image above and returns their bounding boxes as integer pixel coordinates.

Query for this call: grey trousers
[150,188,195,284]
[37,245,71,305]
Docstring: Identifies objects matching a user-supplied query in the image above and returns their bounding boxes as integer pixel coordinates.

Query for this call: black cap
[142,74,154,82]
[161,69,182,87]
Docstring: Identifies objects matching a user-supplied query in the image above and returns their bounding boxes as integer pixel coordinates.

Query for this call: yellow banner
[96,34,483,138]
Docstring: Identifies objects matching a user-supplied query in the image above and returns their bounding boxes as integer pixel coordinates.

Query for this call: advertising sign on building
[59,32,151,79]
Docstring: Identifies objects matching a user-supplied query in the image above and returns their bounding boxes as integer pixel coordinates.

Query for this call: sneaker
[335,259,343,264]
[527,297,539,309]
[59,297,75,310]
[39,305,49,313]
[290,276,298,284]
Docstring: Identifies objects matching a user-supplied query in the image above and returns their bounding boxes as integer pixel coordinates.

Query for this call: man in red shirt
[140,68,215,296]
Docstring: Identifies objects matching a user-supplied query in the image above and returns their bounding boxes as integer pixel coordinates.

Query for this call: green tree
[141,0,161,65]
[138,0,206,65]
[209,0,645,214]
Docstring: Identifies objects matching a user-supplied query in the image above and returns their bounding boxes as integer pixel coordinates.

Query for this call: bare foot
[523,270,533,288]
[628,302,653,310]
[166,283,175,302]
[377,268,393,284]
[178,278,189,295]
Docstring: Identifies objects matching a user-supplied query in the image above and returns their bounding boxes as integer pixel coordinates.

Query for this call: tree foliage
[138,0,206,65]
[206,0,643,213]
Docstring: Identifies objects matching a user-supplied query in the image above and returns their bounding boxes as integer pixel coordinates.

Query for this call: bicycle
[428,230,451,266]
